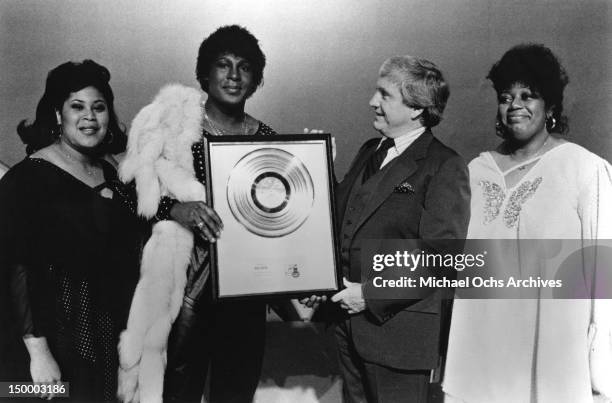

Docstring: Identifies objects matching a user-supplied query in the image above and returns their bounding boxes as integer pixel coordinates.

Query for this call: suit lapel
[353,131,434,233]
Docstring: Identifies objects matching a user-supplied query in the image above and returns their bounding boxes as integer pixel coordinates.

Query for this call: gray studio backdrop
[1,0,611,178]
[1,1,610,400]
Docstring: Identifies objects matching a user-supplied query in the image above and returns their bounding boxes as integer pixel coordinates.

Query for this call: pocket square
[394,181,415,193]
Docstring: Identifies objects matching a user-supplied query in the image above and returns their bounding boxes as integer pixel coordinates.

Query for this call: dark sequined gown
[0,158,145,402]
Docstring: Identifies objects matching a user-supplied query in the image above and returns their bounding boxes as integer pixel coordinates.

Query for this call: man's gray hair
[380,55,450,128]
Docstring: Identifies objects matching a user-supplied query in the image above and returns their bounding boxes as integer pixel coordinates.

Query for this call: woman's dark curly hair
[488,43,569,135]
[17,60,126,155]
[196,25,266,95]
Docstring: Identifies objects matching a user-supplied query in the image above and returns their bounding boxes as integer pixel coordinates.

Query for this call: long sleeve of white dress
[579,159,612,401]
[444,143,612,403]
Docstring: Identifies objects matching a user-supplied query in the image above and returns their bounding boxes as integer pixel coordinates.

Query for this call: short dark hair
[380,55,450,128]
[488,43,569,134]
[17,59,126,155]
[196,25,266,95]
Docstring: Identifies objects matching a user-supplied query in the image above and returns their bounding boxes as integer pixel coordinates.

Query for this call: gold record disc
[226,148,315,237]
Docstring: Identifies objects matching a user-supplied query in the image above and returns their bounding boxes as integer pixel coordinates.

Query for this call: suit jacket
[335,130,470,370]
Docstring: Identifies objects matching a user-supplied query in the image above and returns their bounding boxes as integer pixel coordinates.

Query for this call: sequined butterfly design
[479,177,543,228]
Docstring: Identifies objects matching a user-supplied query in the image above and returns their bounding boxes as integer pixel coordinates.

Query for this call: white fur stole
[117,84,205,403]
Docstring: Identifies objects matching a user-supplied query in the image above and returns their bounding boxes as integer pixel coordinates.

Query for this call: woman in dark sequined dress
[0,60,145,402]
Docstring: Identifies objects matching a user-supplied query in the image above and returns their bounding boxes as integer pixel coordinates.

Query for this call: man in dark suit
[324,55,470,403]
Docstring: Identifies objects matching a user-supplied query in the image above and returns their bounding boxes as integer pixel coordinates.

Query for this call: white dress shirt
[379,127,426,169]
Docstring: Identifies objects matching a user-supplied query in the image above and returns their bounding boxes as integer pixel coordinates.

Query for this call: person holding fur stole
[118,25,276,403]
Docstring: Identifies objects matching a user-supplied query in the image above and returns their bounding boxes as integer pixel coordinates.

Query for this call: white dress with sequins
[443,142,612,403]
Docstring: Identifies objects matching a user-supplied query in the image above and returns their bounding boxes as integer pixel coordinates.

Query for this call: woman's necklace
[59,145,97,176]
[511,136,550,171]
[203,107,247,136]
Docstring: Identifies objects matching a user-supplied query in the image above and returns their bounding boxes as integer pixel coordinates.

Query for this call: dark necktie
[362,137,395,183]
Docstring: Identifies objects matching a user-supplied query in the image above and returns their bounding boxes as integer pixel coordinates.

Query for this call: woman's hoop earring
[495,120,505,138]
[546,116,557,131]
[53,124,63,139]
[104,129,114,145]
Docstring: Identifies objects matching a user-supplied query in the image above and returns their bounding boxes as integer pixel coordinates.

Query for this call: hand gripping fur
[117,84,206,403]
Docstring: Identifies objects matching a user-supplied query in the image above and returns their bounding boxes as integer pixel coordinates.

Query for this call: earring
[104,129,114,144]
[53,110,63,139]
[53,124,63,139]
[546,116,557,131]
[495,119,505,138]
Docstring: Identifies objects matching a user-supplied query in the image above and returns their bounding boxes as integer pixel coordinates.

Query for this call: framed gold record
[204,134,340,299]
[226,148,314,238]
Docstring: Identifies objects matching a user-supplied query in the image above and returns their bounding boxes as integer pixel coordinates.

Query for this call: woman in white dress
[443,44,612,403]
